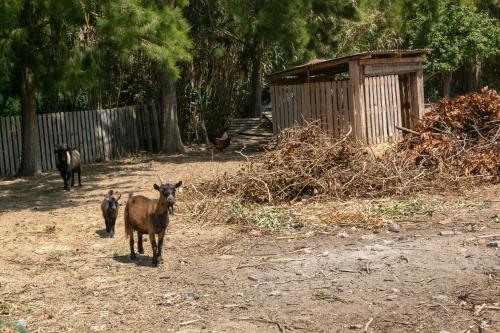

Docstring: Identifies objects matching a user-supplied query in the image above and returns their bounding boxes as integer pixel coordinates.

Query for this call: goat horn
[157,174,164,184]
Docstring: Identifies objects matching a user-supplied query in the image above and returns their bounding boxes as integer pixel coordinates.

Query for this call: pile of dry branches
[209,125,427,203]
[402,87,499,181]
[208,88,499,204]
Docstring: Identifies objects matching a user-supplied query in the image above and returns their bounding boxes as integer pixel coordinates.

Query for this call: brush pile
[402,88,499,181]
[209,88,499,204]
[210,125,425,203]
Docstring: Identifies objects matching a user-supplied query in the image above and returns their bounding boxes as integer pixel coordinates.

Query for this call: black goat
[55,145,81,191]
[101,190,121,237]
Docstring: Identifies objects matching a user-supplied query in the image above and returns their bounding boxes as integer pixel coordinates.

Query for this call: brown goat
[124,180,182,266]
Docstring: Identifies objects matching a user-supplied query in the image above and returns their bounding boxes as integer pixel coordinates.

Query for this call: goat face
[153,181,182,206]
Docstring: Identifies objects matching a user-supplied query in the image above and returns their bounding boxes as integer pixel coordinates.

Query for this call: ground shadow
[0,149,254,213]
[112,254,156,267]
[95,229,112,238]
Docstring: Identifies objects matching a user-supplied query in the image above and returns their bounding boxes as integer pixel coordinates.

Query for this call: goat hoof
[138,249,144,254]
[130,253,136,260]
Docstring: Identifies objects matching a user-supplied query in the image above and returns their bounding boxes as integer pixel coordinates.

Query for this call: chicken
[213,131,231,153]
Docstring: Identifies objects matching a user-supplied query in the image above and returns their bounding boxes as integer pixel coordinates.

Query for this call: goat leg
[71,171,75,187]
[137,232,144,254]
[149,232,159,267]
[129,233,136,260]
[157,230,165,259]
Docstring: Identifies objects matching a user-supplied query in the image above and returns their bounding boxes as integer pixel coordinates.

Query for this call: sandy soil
[0,151,499,333]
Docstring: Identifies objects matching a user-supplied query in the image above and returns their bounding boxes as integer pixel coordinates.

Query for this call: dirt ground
[0,151,499,333]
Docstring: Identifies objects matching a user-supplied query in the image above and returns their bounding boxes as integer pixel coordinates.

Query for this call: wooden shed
[267,49,432,143]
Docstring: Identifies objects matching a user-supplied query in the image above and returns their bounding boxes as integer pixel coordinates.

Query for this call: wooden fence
[272,75,410,145]
[0,105,162,176]
[271,80,353,137]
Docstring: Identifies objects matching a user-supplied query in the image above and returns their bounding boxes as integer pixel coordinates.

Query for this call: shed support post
[409,66,424,128]
[348,60,366,142]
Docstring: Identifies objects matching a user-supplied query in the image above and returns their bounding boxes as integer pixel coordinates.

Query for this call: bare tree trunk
[18,66,41,176]
[161,72,186,154]
[199,114,209,144]
[250,39,263,118]
[467,59,481,92]
[442,71,453,99]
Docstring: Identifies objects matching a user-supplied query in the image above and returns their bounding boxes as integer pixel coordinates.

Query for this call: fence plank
[14,117,21,172]
[143,105,153,152]
[386,76,395,138]
[151,105,161,151]
[133,106,140,151]
[0,118,5,176]
[10,117,19,172]
[340,80,348,135]
[1,118,11,175]
[394,76,402,139]
[86,111,95,162]
[36,115,44,171]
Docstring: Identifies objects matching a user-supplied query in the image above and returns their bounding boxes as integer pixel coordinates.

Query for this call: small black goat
[124,176,181,267]
[100,190,121,237]
[55,145,81,191]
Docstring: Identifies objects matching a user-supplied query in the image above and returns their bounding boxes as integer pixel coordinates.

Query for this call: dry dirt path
[0,152,499,332]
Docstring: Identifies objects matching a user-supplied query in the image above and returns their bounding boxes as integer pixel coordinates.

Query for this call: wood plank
[88,110,97,162]
[370,77,377,143]
[9,117,19,172]
[380,76,388,140]
[363,78,372,144]
[85,111,95,162]
[135,106,145,151]
[271,86,278,134]
[410,67,425,128]
[359,57,425,65]
[152,105,160,151]
[331,81,338,138]
[287,86,292,127]
[102,109,111,158]
[14,117,22,173]
[131,106,140,152]
[78,111,88,163]
[342,80,350,134]
[41,114,52,170]
[372,77,380,143]
[37,114,48,171]
[382,76,390,139]
[394,75,403,139]
[143,105,153,152]
[92,110,103,160]
[325,82,333,136]
[45,114,55,169]
[303,83,310,123]
[322,82,329,131]
[280,86,286,130]
[348,60,366,142]
[387,75,395,138]
[123,107,132,153]
[1,117,11,175]
[0,117,6,176]
[292,85,298,125]
[364,62,421,76]
[297,85,304,125]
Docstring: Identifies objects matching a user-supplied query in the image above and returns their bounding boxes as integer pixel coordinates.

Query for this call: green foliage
[226,202,293,230]
[406,1,499,73]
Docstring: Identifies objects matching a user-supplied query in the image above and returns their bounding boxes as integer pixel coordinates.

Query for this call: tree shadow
[0,149,256,213]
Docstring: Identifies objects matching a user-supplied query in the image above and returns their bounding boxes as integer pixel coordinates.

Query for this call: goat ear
[153,184,160,191]
[175,181,182,188]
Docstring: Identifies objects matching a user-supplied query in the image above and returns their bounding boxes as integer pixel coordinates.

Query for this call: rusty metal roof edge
[267,49,433,80]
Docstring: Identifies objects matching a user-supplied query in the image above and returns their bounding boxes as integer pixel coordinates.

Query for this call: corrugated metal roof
[268,49,432,80]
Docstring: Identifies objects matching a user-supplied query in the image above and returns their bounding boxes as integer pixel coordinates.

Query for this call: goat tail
[124,194,133,237]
